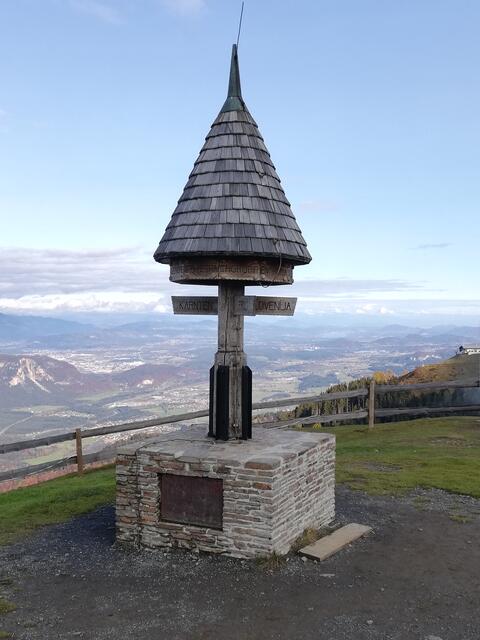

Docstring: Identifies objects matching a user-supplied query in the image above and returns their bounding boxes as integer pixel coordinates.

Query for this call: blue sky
[0,0,479,321]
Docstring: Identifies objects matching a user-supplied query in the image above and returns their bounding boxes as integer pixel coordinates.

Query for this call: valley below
[0,312,479,472]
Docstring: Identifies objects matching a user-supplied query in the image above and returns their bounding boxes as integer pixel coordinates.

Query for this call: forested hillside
[288,353,480,424]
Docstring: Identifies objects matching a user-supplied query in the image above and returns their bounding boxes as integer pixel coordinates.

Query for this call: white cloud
[0,292,168,314]
[0,246,194,313]
[69,0,124,25]
[298,301,396,316]
[0,246,164,297]
[295,298,480,318]
[3,245,468,317]
[161,0,206,16]
[272,278,422,298]
[354,304,394,316]
[412,242,452,250]
[2,248,422,301]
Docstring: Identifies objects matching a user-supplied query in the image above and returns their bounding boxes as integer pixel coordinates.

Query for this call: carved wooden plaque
[160,474,223,529]
[235,296,297,316]
[169,257,293,285]
[172,295,297,316]
[172,296,218,315]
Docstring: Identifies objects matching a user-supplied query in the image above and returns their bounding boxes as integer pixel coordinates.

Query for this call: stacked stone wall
[116,428,335,559]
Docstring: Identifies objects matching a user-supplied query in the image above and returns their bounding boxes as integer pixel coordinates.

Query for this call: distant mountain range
[0,311,478,446]
[0,312,217,350]
[0,313,93,341]
[0,354,184,407]
[1,312,479,349]
[0,312,478,403]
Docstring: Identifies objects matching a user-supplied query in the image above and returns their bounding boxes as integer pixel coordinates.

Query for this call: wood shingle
[154,44,311,266]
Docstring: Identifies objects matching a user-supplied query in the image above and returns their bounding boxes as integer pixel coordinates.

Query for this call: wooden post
[75,428,84,475]
[212,282,248,440]
[368,380,376,429]
[171,290,297,441]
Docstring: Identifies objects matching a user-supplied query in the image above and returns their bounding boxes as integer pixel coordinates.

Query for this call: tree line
[281,371,477,426]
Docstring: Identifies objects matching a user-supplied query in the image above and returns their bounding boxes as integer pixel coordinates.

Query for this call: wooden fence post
[75,428,84,475]
[368,380,376,429]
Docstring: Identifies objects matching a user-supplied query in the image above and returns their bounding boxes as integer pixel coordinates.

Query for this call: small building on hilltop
[457,345,480,356]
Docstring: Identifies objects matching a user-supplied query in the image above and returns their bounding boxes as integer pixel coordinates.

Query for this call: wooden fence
[1,377,479,485]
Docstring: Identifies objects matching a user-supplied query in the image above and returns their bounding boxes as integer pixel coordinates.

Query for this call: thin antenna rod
[236,1,245,48]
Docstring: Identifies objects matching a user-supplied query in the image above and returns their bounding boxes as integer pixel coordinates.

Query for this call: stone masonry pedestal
[116,426,335,558]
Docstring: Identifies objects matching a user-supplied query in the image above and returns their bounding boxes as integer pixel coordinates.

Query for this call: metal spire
[220,44,245,113]
[236,1,244,48]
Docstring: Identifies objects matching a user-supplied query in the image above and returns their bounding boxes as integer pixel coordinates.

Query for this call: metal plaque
[235,296,297,316]
[160,474,223,529]
[172,296,218,315]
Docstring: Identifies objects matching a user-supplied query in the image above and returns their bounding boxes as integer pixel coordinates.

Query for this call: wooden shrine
[154,44,311,441]
[116,42,335,560]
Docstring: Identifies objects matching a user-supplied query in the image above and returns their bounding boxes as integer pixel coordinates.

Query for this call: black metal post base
[208,365,252,440]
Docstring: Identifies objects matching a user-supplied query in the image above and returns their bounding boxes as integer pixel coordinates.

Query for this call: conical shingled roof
[154,45,311,267]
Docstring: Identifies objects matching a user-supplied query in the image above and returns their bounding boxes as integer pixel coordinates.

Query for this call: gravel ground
[1,487,480,640]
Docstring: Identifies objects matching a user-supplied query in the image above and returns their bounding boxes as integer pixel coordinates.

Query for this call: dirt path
[1,487,479,640]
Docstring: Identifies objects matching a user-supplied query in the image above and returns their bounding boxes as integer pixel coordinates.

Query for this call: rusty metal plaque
[160,474,223,529]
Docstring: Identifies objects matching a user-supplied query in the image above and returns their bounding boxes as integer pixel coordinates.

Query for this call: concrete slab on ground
[299,523,372,561]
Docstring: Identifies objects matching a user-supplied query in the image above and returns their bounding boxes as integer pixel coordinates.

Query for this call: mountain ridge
[0,313,94,341]
[0,354,184,407]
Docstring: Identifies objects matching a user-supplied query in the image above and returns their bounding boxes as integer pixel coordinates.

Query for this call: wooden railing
[1,378,479,484]
[261,378,480,429]
[0,409,211,483]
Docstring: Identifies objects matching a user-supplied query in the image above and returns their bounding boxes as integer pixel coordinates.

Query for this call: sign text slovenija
[236,296,297,316]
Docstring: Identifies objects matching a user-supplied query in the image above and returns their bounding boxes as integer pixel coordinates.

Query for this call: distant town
[1,311,479,451]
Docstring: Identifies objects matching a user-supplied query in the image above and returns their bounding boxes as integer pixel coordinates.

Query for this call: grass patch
[256,552,286,571]
[0,632,13,639]
[1,416,479,548]
[308,416,480,497]
[25,440,75,466]
[0,599,15,616]
[0,466,115,546]
[449,514,472,524]
[291,528,320,553]
[412,496,429,510]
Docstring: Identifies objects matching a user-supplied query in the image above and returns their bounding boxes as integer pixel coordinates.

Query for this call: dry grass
[0,599,15,616]
[291,528,320,552]
[449,514,472,524]
[256,552,286,571]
